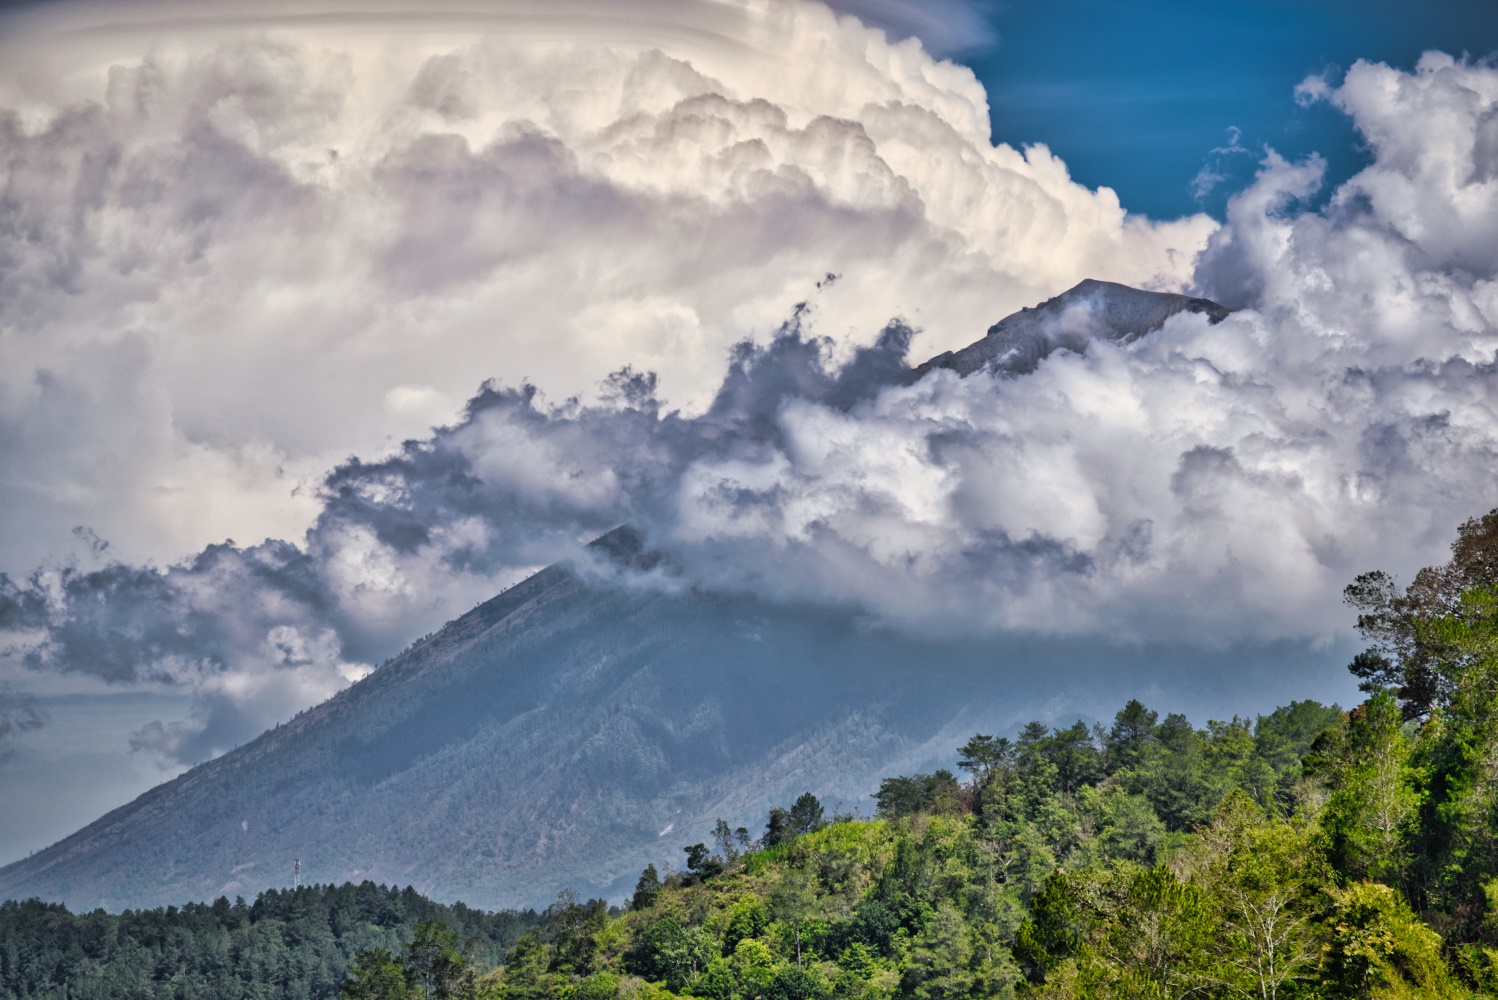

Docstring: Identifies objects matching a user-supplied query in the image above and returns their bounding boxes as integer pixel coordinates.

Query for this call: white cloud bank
[3,5,1497,766]
[0,0,1207,574]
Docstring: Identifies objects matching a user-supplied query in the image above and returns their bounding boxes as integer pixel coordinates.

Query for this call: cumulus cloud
[7,4,1498,767]
[0,0,1208,579]
[0,0,1220,763]
[823,0,1000,57]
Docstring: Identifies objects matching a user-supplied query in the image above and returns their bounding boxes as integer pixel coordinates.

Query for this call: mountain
[915,278,1229,378]
[0,281,1230,913]
[0,530,1034,911]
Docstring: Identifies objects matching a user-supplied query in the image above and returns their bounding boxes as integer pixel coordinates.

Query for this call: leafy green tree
[1007,822,1059,900]
[627,919,714,990]
[498,934,563,1000]
[766,965,825,1000]
[771,868,820,966]
[731,937,780,998]
[343,947,420,1000]
[692,958,737,1000]
[789,794,827,836]
[1180,792,1324,1000]
[875,773,963,820]
[405,920,474,999]
[765,808,794,848]
[684,843,724,879]
[1045,721,1105,795]
[713,819,740,860]
[1318,881,1468,999]
[1317,691,1420,885]
[571,971,621,1000]
[1014,723,1062,816]
[547,893,607,975]
[1088,867,1215,1000]
[632,865,663,911]
[1014,871,1093,984]
[1344,506,1498,719]
[874,777,927,820]
[1105,700,1159,772]
[1407,585,1498,926]
[724,896,770,953]
[1253,700,1345,811]
[956,734,1012,781]
[1089,788,1165,865]
[899,901,974,1000]
[831,940,897,1000]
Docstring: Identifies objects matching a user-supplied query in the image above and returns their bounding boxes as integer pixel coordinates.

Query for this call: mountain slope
[915,278,1229,378]
[0,530,1020,910]
[0,281,1232,912]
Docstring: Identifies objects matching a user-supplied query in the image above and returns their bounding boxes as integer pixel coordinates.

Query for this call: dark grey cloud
[0,692,45,763]
[0,540,324,683]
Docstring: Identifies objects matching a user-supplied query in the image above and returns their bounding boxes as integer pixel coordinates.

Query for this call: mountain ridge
[916,278,1229,378]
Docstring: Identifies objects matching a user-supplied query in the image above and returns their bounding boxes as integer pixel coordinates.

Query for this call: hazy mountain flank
[0,281,1229,912]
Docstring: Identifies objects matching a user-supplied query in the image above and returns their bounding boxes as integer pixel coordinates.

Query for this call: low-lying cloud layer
[2,3,1498,768]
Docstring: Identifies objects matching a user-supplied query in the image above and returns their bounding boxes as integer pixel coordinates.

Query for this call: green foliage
[875,773,964,820]
[1179,792,1325,999]
[0,881,540,1000]
[10,688,1494,1000]
[633,867,663,912]
[790,795,829,837]
[343,947,420,1000]
[1318,881,1468,999]
[625,920,715,991]
[1087,866,1216,999]
[406,920,476,999]
[1317,691,1421,885]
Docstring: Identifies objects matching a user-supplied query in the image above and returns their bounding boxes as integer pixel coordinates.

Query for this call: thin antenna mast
[294,857,300,889]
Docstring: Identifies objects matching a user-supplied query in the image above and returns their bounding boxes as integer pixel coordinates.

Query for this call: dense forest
[0,882,543,999]
[6,509,1498,999]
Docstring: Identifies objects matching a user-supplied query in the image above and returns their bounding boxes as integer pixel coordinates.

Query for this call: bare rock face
[915,279,1230,379]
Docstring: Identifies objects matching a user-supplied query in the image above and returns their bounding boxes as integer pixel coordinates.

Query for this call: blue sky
[949,0,1498,219]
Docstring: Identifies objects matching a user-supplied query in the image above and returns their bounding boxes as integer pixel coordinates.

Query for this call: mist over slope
[0,284,1321,913]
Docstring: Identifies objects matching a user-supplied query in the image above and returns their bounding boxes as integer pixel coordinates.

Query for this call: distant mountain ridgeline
[913,278,1228,378]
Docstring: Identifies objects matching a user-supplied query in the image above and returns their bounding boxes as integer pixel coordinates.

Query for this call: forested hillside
[337,508,1498,1000]
[0,883,543,999]
[7,511,1498,999]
